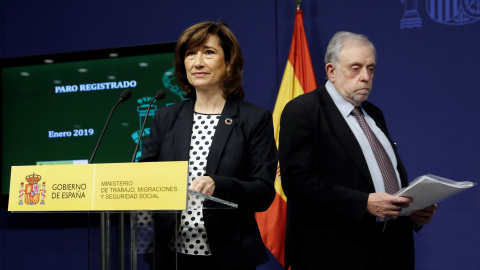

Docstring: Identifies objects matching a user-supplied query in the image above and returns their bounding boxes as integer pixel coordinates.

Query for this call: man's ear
[325,63,335,83]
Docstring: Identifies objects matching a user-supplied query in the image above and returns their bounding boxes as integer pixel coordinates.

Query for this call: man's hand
[366,192,413,219]
[410,204,437,225]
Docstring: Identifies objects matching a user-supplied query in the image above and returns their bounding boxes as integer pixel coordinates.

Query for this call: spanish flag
[255,8,317,268]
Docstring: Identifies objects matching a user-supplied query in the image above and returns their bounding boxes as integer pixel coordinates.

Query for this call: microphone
[119,88,132,102]
[154,89,166,100]
[89,89,132,164]
[131,90,166,162]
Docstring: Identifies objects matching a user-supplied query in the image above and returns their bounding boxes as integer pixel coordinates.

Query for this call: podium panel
[88,191,237,270]
[8,162,189,212]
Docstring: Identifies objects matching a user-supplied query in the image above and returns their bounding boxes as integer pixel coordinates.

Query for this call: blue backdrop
[1,0,479,269]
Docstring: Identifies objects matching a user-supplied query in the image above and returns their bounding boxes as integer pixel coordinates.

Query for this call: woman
[140,21,278,270]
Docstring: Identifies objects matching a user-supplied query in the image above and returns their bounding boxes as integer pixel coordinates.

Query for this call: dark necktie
[351,107,400,194]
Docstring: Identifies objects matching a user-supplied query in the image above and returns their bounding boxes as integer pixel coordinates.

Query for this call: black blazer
[140,98,278,269]
[279,84,415,270]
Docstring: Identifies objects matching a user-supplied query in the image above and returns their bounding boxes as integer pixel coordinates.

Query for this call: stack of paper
[395,174,476,215]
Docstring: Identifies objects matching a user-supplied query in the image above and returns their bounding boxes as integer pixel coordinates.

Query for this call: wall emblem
[19,173,46,205]
[400,0,423,28]
[400,0,480,29]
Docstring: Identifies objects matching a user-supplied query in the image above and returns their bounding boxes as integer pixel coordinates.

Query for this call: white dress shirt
[325,80,402,193]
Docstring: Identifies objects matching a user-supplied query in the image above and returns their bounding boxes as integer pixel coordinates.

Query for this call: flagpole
[295,0,302,9]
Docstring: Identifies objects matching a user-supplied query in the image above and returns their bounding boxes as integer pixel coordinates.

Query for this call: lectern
[8,162,237,269]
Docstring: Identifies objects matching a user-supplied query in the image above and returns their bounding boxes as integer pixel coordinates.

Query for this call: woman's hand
[189,176,215,196]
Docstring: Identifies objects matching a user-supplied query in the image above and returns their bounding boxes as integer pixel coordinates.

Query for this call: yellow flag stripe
[272,60,306,201]
[272,60,306,146]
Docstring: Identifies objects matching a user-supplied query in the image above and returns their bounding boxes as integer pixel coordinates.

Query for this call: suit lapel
[205,99,237,174]
[318,87,375,190]
[174,99,194,161]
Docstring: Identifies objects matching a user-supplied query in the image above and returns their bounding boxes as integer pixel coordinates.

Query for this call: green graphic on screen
[1,50,181,195]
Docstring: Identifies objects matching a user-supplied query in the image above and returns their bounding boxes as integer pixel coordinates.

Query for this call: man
[279,31,437,270]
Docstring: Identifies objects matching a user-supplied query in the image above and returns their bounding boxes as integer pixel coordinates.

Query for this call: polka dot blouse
[170,112,220,256]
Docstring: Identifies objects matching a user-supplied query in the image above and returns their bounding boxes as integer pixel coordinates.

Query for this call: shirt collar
[325,80,357,118]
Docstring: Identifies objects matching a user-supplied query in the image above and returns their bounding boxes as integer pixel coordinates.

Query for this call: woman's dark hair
[174,21,244,100]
